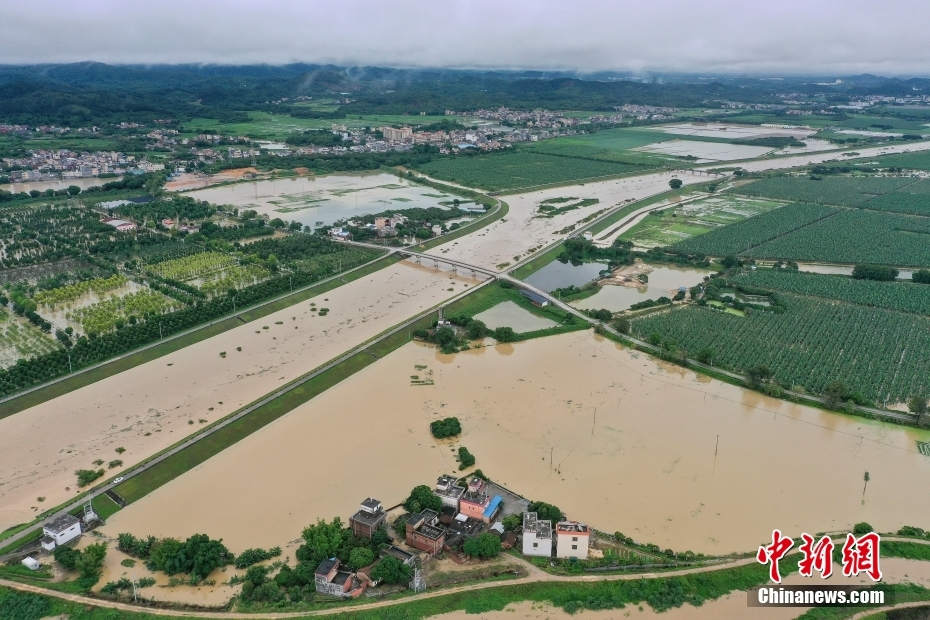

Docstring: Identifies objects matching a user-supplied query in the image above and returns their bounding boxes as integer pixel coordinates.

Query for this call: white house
[522,512,553,557]
[21,556,40,571]
[555,521,589,559]
[40,514,81,551]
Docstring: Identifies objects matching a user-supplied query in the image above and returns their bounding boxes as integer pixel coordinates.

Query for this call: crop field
[621,195,785,247]
[198,263,270,296]
[744,209,930,267]
[146,251,237,281]
[521,128,675,163]
[0,312,60,367]
[68,289,178,335]
[737,176,914,206]
[0,203,116,269]
[632,293,930,404]
[869,150,930,171]
[414,150,653,191]
[731,269,930,315]
[671,202,838,256]
[33,274,128,307]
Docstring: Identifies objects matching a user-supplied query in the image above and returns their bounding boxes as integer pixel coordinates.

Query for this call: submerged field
[102,331,930,568]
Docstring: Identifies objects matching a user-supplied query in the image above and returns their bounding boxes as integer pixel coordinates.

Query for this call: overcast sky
[2,0,929,75]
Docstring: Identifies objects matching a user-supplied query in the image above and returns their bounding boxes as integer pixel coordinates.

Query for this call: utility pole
[67,351,72,374]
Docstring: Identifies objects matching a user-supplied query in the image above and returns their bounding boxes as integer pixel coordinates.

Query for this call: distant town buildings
[381,126,413,143]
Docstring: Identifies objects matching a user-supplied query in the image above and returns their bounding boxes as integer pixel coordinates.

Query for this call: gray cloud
[1,0,929,75]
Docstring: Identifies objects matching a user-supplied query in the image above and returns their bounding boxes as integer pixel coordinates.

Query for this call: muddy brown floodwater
[102,331,930,571]
[0,262,478,530]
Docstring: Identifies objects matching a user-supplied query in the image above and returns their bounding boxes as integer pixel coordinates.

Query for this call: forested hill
[2,63,930,125]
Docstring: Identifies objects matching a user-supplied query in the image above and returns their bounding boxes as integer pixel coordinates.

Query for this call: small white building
[555,520,589,559]
[40,513,81,551]
[522,512,553,557]
[434,474,465,510]
[21,556,40,571]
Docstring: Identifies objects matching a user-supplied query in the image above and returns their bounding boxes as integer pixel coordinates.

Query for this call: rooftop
[523,512,552,539]
[359,497,383,513]
[351,507,386,527]
[556,521,589,535]
[44,513,80,534]
[482,495,503,519]
[315,558,339,576]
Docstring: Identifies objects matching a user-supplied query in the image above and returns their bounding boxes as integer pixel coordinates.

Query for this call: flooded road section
[103,331,930,561]
[0,261,479,531]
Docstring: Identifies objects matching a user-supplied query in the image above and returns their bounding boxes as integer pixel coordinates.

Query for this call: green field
[671,202,838,256]
[738,176,915,206]
[732,269,930,315]
[869,150,930,171]
[521,128,675,164]
[183,111,451,139]
[414,150,654,192]
[632,290,930,404]
[621,195,785,247]
[744,209,930,267]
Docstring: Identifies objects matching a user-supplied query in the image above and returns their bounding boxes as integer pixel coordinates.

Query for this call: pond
[0,176,123,194]
[796,262,915,280]
[524,259,608,292]
[574,264,711,311]
[184,172,465,228]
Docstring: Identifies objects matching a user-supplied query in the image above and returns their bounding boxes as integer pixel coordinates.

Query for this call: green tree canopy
[463,532,501,559]
[403,485,441,513]
[371,556,412,584]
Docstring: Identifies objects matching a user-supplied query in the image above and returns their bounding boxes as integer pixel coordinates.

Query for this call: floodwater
[635,139,773,162]
[0,176,122,194]
[103,331,930,565]
[796,262,915,280]
[524,259,608,292]
[574,265,710,311]
[472,300,557,331]
[0,261,479,530]
[184,172,461,228]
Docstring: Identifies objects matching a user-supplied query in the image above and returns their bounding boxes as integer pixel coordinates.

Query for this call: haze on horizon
[1,0,929,77]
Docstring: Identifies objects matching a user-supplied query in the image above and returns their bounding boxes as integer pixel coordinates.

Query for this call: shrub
[463,532,501,559]
[430,416,462,438]
[54,545,81,570]
[404,485,441,513]
[75,468,104,487]
[458,446,476,470]
[853,522,874,535]
[348,547,375,570]
[234,546,282,569]
[371,556,412,585]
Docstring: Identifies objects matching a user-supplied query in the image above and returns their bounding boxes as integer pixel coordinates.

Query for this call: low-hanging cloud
[1,0,929,75]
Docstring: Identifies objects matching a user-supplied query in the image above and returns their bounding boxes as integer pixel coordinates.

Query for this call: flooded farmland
[102,330,930,565]
[0,261,479,530]
[525,259,608,292]
[183,171,465,228]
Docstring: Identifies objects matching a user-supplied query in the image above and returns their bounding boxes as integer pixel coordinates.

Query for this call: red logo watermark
[756,529,882,584]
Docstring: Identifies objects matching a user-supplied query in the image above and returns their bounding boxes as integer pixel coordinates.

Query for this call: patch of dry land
[103,331,930,564]
[431,558,930,620]
[655,122,816,141]
[432,171,713,269]
[0,261,479,530]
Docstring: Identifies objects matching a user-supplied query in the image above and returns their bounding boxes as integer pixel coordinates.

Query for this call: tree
[403,485,441,513]
[822,381,851,409]
[430,416,462,438]
[611,317,630,334]
[501,514,522,531]
[668,178,683,190]
[721,255,740,269]
[76,542,107,586]
[66,185,81,196]
[909,395,928,415]
[371,557,412,585]
[853,521,873,535]
[463,532,501,559]
[493,326,517,342]
[458,446,476,470]
[348,547,375,570]
[527,501,564,522]
[746,365,772,387]
[299,519,349,567]
[465,319,488,340]
[54,545,81,570]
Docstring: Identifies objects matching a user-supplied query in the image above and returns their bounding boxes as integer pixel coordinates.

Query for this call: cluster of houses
[313,476,590,599]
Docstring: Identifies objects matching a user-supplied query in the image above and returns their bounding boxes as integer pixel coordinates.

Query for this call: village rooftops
[523,512,552,539]
[359,498,383,514]
[44,513,80,535]
[408,509,444,540]
[556,521,590,535]
[315,558,339,577]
